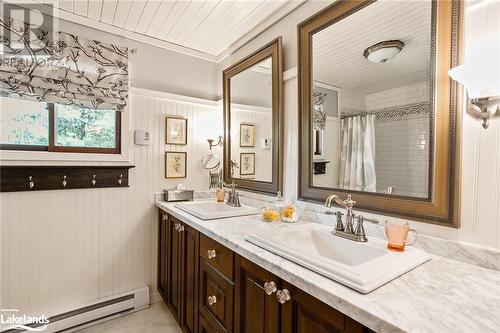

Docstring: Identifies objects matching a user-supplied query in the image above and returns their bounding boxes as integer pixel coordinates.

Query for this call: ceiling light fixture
[363,40,405,63]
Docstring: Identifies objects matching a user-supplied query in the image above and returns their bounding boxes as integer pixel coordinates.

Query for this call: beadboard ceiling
[37,0,305,62]
[313,0,432,94]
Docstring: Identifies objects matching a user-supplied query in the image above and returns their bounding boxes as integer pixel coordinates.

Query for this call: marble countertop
[156,200,500,333]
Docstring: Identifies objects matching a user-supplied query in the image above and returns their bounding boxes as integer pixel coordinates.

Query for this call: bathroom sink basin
[246,223,431,293]
[175,201,259,220]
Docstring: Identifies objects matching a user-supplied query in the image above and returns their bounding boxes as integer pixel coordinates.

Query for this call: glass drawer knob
[207,250,216,259]
[207,295,217,306]
[264,281,277,295]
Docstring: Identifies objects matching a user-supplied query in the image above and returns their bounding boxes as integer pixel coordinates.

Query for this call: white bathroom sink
[246,223,431,293]
[175,201,259,220]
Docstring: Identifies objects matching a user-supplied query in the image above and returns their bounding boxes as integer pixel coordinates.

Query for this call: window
[0,97,121,154]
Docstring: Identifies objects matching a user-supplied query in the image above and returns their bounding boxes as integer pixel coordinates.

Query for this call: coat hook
[28,176,35,189]
[62,175,67,188]
[92,174,97,187]
[118,174,123,185]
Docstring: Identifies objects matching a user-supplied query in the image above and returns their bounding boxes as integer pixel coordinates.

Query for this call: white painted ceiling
[312,0,432,94]
[39,0,304,62]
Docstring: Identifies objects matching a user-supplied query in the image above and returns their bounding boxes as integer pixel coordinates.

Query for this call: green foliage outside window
[55,105,116,148]
[1,97,117,150]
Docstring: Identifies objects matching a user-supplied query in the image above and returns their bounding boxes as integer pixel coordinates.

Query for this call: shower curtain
[338,114,376,192]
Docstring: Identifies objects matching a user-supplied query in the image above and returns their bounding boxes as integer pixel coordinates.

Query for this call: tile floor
[75,301,181,333]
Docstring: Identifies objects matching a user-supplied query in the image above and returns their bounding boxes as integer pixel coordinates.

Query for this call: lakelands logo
[0,309,49,331]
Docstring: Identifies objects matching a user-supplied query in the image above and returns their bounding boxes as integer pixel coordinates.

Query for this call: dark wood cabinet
[158,210,373,333]
[234,258,280,333]
[281,282,372,333]
[167,215,182,322]
[158,212,169,303]
[199,314,218,333]
[199,257,234,333]
[158,213,200,333]
[181,223,200,333]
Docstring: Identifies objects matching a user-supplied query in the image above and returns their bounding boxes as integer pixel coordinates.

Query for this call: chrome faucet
[325,194,356,233]
[219,181,241,207]
[325,194,378,242]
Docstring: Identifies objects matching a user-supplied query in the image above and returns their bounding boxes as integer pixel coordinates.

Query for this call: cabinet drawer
[200,259,234,333]
[200,234,234,280]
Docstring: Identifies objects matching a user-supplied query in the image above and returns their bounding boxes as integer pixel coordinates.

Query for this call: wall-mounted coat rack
[0,165,135,193]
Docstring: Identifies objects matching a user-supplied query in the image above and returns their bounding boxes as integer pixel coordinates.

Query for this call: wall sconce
[207,135,223,150]
[448,40,500,129]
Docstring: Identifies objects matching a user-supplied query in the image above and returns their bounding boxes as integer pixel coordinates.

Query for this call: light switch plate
[134,130,151,146]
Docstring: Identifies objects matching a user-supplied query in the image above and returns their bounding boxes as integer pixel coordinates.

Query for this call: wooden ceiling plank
[173,0,220,44]
[87,0,103,21]
[134,0,162,34]
[100,0,118,24]
[113,0,133,28]
[182,0,234,47]
[192,0,262,54]
[123,0,147,31]
[58,0,74,13]
[162,0,207,41]
[155,0,194,40]
[210,0,283,55]
[145,0,176,37]
[73,0,88,17]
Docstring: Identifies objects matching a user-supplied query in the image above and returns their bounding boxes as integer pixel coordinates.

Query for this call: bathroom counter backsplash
[154,190,500,271]
[156,199,500,333]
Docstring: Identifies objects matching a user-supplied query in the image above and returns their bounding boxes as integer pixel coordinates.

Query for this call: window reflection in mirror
[229,57,273,182]
[311,0,432,199]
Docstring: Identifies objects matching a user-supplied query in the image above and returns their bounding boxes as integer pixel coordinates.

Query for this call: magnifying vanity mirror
[298,0,462,225]
[223,38,283,194]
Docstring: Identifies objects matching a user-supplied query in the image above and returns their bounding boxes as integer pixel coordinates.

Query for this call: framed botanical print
[165,151,187,178]
[240,123,255,147]
[240,153,255,176]
[166,116,187,145]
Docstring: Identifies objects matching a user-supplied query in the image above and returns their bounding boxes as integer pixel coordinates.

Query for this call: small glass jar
[281,199,298,223]
[260,204,280,222]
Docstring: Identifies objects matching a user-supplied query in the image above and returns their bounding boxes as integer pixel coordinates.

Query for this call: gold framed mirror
[298,0,462,226]
[223,38,283,194]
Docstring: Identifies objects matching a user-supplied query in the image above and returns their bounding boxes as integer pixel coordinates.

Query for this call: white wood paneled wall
[230,107,273,182]
[0,89,223,315]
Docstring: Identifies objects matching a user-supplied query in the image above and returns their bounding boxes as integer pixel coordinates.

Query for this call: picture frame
[240,153,255,176]
[239,123,255,147]
[165,151,187,178]
[166,116,188,145]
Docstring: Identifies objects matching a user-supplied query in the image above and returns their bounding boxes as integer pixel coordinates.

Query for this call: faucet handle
[354,215,367,241]
[334,211,344,231]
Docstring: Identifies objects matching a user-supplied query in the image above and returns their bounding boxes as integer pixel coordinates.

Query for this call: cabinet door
[199,314,218,333]
[234,258,280,333]
[281,282,370,333]
[157,212,169,303]
[199,259,234,333]
[168,216,182,322]
[181,223,200,333]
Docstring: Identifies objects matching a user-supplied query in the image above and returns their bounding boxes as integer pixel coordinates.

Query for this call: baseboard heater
[2,287,149,333]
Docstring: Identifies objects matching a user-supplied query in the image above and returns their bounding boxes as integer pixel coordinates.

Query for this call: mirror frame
[223,37,283,194]
[298,0,463,226]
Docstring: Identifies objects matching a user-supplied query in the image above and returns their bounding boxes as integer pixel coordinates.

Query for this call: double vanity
[156,200,500,333]
[155,1,500,332]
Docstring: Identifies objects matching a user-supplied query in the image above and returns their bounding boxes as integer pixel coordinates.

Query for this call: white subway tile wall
[366,82,431,198]
[365,82,430,112]
[374,114,430,197]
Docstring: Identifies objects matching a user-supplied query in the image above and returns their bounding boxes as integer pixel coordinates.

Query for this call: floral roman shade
[312,91,327,130]
[0,17,132,111]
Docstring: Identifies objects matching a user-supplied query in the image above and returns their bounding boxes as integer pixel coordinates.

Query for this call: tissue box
[164,189,194,202]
